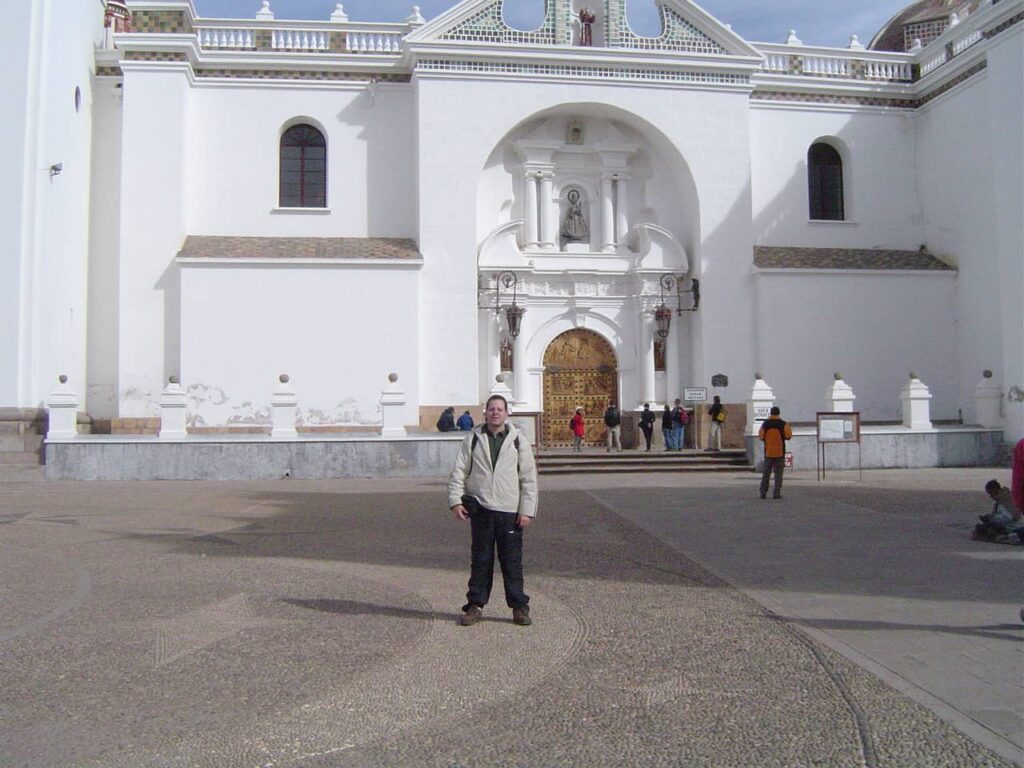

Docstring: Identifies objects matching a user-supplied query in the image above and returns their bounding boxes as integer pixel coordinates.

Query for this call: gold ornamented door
[542,329,618,449]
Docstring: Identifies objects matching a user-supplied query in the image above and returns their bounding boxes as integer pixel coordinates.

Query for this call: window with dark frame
[807,142,844,221]
[280,124,326,208]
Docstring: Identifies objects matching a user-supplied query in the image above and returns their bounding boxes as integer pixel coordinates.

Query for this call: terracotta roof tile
[754,246,955,271]
[178,236,421,261]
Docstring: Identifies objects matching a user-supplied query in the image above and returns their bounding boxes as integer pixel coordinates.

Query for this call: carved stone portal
[542,329,618,447]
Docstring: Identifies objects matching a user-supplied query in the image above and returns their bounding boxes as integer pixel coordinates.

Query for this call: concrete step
[0,465,46,482]
[537,449,751,475]
[0,451,44,467]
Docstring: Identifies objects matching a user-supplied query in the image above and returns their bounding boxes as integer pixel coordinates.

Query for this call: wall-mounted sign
[754,404,772,421]
[684,387,707,402]
[711,374,729,387]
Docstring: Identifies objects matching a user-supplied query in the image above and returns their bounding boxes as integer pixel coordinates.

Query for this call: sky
[194,0,910,49]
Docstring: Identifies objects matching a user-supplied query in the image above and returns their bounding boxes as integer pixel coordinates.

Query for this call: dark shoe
[459,606,483,626]
[773,494,782,500]
[512,607,532,626]
[760,494,766,500]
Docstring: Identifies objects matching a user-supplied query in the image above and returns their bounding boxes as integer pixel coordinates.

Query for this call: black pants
[760,457,785,498]
[640,424,653,450]
[464,507,528,611]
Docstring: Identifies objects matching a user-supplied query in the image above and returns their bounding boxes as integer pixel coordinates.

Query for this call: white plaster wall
[179,264,419,428]
[750,105,924,250]
[0,0,105,407]
[0,0,37,406]
[87,79,124,419]
[117,65,191,416]
[417,78,755,409]
[753,272,960,422]
[187,83,415,237]
[915,33,1024,440]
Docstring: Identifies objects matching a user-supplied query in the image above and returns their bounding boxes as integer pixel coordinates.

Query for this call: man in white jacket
[448,394,539,627]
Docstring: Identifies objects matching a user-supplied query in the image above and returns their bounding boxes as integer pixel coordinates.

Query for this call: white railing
[346,31,404,53]
[198,27,255,49]
[920,49,948,76]
[762,53,790,73]
[864,60,913,81]
[952,28,983,56]
[272,29,329,51]
[802,55,851,77]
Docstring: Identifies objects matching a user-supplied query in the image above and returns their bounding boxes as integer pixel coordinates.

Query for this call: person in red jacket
[758,406,793,500]
[570,408,586,453]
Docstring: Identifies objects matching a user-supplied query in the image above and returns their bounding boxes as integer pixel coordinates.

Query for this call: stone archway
[542,329,618,449]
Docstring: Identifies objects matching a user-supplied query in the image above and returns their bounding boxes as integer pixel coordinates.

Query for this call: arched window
[280,124,326,208]
[807,142,844,221]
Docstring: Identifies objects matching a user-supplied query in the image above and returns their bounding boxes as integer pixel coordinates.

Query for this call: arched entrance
[542,329,618,448]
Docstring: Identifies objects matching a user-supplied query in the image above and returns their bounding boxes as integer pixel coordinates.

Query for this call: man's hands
[451,505,534,529]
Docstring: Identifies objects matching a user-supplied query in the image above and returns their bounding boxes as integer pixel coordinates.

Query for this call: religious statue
[561,189,589,242]
[500,336,514,371]
[579,7,596,47]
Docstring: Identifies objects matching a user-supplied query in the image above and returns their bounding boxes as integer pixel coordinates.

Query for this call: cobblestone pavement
[0,470,1019,767]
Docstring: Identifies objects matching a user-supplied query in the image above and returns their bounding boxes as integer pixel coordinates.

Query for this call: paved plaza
[1,467,1021,767]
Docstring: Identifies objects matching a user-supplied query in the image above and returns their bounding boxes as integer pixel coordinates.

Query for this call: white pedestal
[47,376,79,440]
[271,375,299,439]
[901,376,933,430]
[380,373,407,437]
[974,372,1003,428]
[825,376,856,413]
[746,375,776,436]
[159,378,189,439]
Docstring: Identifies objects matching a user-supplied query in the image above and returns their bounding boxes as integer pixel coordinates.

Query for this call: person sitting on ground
[457,410,474,431]
[974,479,1022,541]
[436,407,456,432]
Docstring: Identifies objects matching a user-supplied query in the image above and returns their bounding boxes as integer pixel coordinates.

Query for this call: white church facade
[3,0,1022,462]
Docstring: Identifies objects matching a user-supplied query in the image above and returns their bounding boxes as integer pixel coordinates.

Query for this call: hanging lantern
[655,303,672,339]
[505,303,526,338]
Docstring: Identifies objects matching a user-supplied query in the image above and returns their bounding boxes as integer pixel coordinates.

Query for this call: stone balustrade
[272,29,330,51]
[346,30,405,53]
[193,21,409,55]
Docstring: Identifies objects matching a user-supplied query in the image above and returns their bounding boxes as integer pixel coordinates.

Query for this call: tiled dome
[869,0,982,51]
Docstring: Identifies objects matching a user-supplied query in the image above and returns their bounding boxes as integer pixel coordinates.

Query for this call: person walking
[671,399,688,451]
[448,394,538,627]
[570,408,586,453]
[639,403,655,451]
[707,395,725,452]
[456,409,474,431]
[661,404,674,450]
[603,403,622,452]
[758,406,793,499]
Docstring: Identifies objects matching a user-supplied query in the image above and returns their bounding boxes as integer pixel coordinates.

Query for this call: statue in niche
[500,337,514,371]
[561,189,589,242]
[579,7,596,47]
[654,339,667,372]
[567,119,584,145]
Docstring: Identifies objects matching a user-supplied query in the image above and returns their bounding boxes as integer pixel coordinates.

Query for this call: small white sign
[684,387,707,402]
[754,405,772,420]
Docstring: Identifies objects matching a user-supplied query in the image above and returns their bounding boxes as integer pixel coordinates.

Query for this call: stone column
[539,173,556,250]
[380,373,407,437]
[513,330,528,405]
[601,176,616,252]
[900,373,932,430]
[747,374,776,436]
[158,377,188,440]
[523,173,539,247]
[665,332,680,406]
[486,311,501,388]
[615,177,629,245]
[46,375,79,440]
[640,313,656,405]
[824,372,856,413]
[974,370,1003,428]
[271,374,298,439]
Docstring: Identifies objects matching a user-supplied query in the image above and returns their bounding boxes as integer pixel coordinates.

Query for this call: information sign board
[684,387,707,402]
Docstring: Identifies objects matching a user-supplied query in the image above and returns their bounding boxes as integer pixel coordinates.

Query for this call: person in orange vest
[758,406,793,499]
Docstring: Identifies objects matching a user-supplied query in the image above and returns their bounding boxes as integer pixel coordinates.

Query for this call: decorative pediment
[406,0,761,58]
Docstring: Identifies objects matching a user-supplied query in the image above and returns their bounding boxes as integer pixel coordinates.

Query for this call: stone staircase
[537,448,751,475]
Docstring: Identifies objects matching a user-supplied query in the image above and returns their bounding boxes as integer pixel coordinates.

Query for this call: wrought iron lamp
[495,271,526,338]
[653,273,700,338]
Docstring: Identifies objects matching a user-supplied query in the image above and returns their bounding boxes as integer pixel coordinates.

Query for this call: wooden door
[542,329,618,448]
